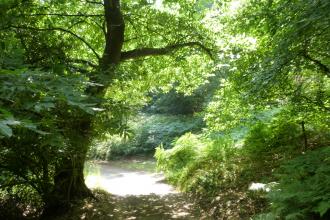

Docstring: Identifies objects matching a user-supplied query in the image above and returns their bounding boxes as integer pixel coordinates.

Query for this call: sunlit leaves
[0,121,12,137]
[230,0,330,98]
[266,147,330,218]
[0,69,101,139]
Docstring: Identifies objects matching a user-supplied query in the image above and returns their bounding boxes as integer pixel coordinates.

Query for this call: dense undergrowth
[1,0,329,219]
[88,83,208,159]
[153,1,330,218]
[88,113,203,159]
[155,112,330,219]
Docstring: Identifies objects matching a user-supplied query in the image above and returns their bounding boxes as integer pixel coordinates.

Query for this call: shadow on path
[73,190,201,220]
[55,159,202,220]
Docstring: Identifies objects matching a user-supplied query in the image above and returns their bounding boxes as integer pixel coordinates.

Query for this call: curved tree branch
[121,42,214,61]
[85,0,104,5]
[10,26,101,61]
[20,13,104,17]
[303,53,330,78]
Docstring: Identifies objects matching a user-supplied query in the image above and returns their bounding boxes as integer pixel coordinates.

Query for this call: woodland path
[53,158,202,220]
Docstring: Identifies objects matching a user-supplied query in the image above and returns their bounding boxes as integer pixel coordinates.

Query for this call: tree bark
[303,53,330,78]
[43,1,125,215]
[100,0,125,68]
[42,0,212,216]
[42,118,93,217]
[121,42,213,60]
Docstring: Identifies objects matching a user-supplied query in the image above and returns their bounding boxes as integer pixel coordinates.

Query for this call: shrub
[155,133,203,184]
[155,134,265,218]
[264,147,330,219]
[88,135,135,160]
[146,90,205,115]
[241,121,303,181]
[155,133,238,194]
[0,185,43,220]
[178,137,238,194]
[241,114,330,183]
[131,114,203,151]
[89,114,203,159]
[0,69,101,215]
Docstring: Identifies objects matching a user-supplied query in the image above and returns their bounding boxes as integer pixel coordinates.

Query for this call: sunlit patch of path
[71,159,203,219]
[85,160,177,196]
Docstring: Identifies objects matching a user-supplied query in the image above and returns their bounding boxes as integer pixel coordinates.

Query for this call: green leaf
[2,117,21,126]
[0,121,12,137]
[34,102,55,112]
[21,121,49,135]
[314,201,330,216]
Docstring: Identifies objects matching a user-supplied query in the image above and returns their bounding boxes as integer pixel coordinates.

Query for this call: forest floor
[51,158,203,220]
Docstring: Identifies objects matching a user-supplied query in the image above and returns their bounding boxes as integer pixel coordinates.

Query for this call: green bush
[155,112,329,219]
[89,114,203,159]
[145,74,221,115]
[0,69,101,215]
[146,90,205,115]
[131,114,203,151]
[0,185,43,219]
[155,133,238,194]
[264,147,330,220]
[242,121,303,181]
[88,135,136,160]
[179,137,238,193]
[155,133,203,184]
[241,115,330,183]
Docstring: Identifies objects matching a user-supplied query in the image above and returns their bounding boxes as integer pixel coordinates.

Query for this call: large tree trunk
[43,2,125,216]
[100,0,125,67]
[42,118,93,217]
[43,157,91,217]
[42,0,210,215]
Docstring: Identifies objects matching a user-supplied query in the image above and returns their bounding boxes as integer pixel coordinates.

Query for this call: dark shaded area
[48,190,201,220]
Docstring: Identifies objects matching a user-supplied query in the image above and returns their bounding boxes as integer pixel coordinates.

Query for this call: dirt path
[78,190,201,220]
[85,160,177,196]
[57,159,202,220]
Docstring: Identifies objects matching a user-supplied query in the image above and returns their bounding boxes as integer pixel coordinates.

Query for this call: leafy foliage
[155,133,203,185]
[0,0,329,219]
[155,133,267,218]
[0,0,214,217]
[155,134,239,193]
[264,147,330,219]
[0,68,101,215]
[146,90,205,115]
[89,114,203,159]
[230,0,330,103]
[145,73,221,115]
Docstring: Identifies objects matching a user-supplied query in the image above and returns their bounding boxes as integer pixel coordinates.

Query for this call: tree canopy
[0,0,329,219]
[0,0,215,216]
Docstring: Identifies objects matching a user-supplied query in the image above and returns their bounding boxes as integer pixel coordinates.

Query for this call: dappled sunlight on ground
[50,190,201,220]
[58,160,202,219]
[84,161,178,196]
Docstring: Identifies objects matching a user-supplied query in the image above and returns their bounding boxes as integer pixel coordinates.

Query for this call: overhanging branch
[85,0,104,5]
[21,13,104,17]
[121,42,214,61]
[303,53,330,78]
[11,26,101,60]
